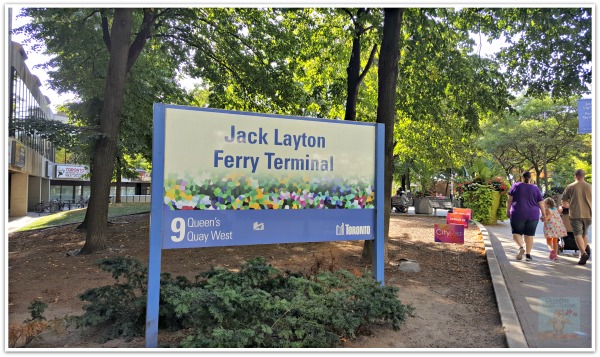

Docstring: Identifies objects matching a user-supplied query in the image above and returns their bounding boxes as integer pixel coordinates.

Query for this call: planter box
[453,199,463,208]
[414,197,433,215]
[482,191,501,225]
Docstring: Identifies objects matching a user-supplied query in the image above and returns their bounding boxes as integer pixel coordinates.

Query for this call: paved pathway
[7,212,49,233]
[485,220,593,349]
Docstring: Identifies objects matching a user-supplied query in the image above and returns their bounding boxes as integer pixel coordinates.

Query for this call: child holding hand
[542,197,567,260]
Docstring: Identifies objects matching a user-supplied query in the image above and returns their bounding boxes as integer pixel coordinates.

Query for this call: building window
[9,68,55,161]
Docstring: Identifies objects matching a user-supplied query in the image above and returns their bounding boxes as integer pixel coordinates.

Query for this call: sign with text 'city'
[146,104,385,347]
[434,223,464,244]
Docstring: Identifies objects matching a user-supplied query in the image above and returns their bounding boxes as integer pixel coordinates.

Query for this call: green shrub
[73,256,413,347]
[463,185,494,224]
[498,192,508,221]
[459,176,509,223]
[73,257,149,342]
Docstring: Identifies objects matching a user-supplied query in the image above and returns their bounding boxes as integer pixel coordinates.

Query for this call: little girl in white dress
[542,197,567,260]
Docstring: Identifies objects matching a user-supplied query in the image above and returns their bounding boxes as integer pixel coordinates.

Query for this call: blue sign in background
[578,98,591,134]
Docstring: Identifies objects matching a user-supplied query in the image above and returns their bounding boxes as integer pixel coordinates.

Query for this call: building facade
[7,37,151,216]
[8,39,57,216]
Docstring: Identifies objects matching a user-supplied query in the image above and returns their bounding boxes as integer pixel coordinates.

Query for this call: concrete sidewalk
[484,220,593,349]
[7,211,50,234]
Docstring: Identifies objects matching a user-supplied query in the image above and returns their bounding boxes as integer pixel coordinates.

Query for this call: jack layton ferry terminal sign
[215,125,333,173]
[145,104,385,347]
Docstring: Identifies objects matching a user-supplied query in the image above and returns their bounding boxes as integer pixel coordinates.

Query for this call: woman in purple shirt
[506,171,547,261]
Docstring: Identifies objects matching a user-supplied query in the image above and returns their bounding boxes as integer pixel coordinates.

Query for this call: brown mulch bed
[8,213,506,348]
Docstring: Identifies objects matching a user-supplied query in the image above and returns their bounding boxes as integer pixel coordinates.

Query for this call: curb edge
[476,221,528,348]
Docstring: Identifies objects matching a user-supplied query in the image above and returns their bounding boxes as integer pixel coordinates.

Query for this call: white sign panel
[56,165,89,179]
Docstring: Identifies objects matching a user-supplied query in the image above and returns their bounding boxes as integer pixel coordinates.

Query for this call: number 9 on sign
[171,218,185,242]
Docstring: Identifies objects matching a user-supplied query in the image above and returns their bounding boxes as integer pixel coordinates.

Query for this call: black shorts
[510,219,539,236]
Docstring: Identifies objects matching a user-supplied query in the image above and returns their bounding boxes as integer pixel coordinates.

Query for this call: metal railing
[108,195,151,203]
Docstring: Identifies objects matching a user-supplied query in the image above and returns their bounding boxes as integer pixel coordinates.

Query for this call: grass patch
[16,202,151,232]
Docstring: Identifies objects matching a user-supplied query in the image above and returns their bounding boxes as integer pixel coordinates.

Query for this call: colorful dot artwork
[163,172,375,210]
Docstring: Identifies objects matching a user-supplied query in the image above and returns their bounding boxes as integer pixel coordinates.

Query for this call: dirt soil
[7,213,507,349]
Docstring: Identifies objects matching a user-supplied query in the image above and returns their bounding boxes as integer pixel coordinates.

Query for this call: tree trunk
[79,9,133,254]
[444,175,450,196]
[362,8,403,261]
[534,167,543,189]
[543,161,549,193]
[345,35,361,121]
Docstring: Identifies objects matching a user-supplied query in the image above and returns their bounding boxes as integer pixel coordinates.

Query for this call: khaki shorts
[570,218,592,237]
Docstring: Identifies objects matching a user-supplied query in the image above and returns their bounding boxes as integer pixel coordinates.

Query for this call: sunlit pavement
[485,220,592,349]
[7,211,50,234]
[6,204,86,233]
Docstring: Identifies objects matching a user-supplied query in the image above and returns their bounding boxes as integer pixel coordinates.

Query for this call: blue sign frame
[145,103,385,347]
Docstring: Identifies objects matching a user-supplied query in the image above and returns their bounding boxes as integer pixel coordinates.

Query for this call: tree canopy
[461,7,592,98]
[15,6,592,255]
[478,95,589,189]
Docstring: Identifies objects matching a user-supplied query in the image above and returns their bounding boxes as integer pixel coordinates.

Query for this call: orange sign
[453,208,472,220]
[447,213,469,228]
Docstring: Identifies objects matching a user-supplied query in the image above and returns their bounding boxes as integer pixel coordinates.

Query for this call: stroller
[558,207,578,254]
[559,233,579,254]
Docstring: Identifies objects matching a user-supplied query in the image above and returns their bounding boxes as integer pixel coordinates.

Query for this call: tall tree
[19,8,163,253]
[508,96,584,190]
[82,9,142,253]
[362,8,403,260]
[391,8,512,211]
[478,133,525,180]
[342,8,379,121]
[57,29,192,206]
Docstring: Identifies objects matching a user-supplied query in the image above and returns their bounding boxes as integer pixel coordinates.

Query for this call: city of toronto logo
[336,222,370,235]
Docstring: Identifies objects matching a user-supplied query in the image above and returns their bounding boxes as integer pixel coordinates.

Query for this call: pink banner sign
[453,208,472,220]
[446,213,469,228]
[434,223,464,244]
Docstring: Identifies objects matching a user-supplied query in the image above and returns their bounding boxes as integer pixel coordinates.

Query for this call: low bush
[73,256,413,347]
